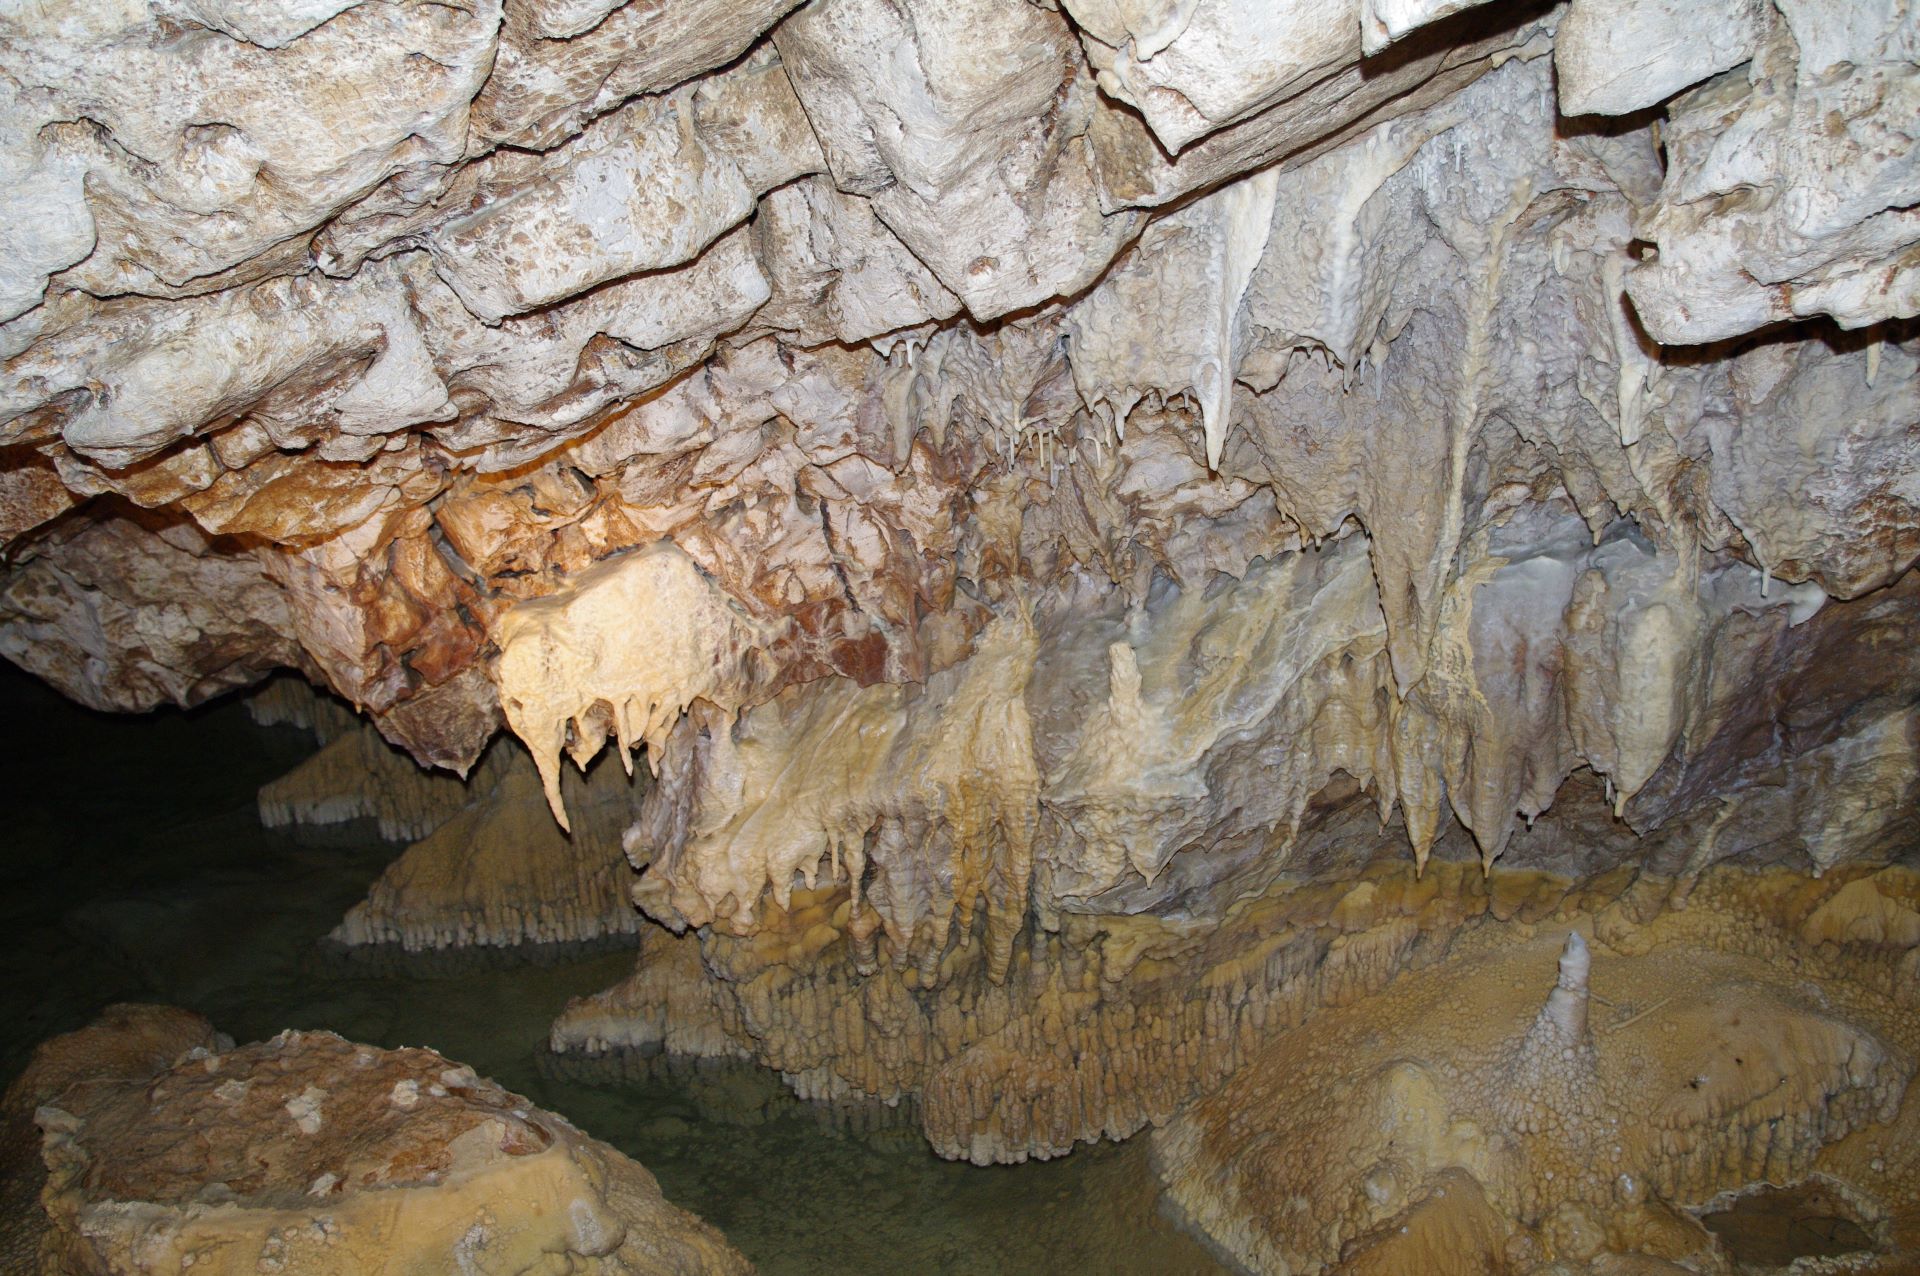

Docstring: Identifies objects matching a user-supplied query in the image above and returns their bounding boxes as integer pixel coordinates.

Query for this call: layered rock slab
[33,1023,750,1275]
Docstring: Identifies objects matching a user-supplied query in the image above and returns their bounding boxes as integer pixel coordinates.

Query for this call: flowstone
[254,687,647,955]
[1154,865,1920,1274]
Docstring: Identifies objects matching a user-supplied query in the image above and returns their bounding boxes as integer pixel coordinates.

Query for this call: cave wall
[3,1,1918,1269]
[2,0,1917,1108]
[5,0,1912,918]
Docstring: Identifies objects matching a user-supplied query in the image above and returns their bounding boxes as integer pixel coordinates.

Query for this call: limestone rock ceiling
[1,1,1917,970]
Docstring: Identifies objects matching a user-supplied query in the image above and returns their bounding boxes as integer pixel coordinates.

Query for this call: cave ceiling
[0,0,1916,959]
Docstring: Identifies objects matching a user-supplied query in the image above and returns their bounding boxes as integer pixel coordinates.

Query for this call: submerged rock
[30,1019,749,1275]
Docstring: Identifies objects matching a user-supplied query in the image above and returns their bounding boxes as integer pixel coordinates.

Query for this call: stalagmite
[1540,930,1591,1042]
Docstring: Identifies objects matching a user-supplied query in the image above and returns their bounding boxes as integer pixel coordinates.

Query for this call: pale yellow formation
[554,850,1920,1260]
[255,711,643,953]
[492,543,777,830]
[34,1026,751,1276]
[629,539,1402,990]
[259,720,487,842]
[1046,537,1391,897]
[332,742,644,952]
[1803,871,1920,949]
[636,609,1040,983]
[0,1006,223,1273]
[244,678,358,744]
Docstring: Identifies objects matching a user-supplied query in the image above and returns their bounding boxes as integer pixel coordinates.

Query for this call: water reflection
[0,667,1222,1275]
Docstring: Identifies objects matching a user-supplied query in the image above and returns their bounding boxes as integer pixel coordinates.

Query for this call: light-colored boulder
[1066,0,1367,153]
[1624,2,1920,341]
[429,57,817,324]
[35,1026,751,1275]
[777,0,1145,317]
[1361,0,1500,52]
[0,0,500,297]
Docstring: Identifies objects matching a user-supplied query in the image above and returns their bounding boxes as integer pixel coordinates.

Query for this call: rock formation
[1,0,1917,1268]
[29,1013,749,1275]
[256,682,646,952]
[0,1006,225,1272]
[329,743,645,953]
[1154,867,1920,1272]
[259,703,482,842]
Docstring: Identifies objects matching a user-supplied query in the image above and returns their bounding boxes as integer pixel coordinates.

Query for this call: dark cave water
[1700,1180,1880,1273]
[0,666,1223,1275]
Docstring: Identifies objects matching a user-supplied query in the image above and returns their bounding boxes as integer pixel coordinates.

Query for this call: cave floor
[0,665,1223,1275]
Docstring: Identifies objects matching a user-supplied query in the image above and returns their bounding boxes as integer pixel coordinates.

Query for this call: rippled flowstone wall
[1,0,1917,1271]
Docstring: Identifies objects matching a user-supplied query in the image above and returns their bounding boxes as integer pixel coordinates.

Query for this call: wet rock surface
[1153,864,1920,1274]
[0,1005,223,1273]
[33,1021,750,1275]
